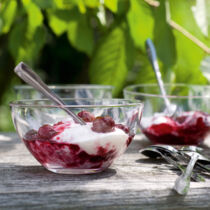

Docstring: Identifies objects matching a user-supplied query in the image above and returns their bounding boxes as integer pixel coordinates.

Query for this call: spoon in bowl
[145,38,177,116]
[14,62,86,125]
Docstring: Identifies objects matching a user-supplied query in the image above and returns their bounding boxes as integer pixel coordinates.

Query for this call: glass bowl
[10,98,143,174]
[14,84,114,99]
[124,83,210,145]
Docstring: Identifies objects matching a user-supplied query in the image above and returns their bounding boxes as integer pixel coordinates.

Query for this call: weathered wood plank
[1,132,210,209]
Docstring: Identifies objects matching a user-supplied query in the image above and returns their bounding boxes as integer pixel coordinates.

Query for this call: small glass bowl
[124,83,210,145]
[10,98,143,174]
[14,84,114,99]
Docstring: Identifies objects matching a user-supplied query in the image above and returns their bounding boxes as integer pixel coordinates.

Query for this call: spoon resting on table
[14,62,86,125]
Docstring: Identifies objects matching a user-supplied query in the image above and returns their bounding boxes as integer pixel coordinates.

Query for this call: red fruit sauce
[23,112,133,170]
[142,111,210,145]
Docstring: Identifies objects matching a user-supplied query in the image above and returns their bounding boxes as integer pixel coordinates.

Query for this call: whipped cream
[141,112,168,129]
[52,120,129,155]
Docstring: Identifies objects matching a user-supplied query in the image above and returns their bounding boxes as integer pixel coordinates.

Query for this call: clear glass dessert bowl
[14,84,114,99]
[10,98,143,174]
[124,84,210,145]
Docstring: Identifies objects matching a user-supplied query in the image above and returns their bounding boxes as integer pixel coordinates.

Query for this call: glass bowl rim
[10,98,143,108]
[14,84,114,90]
[123,83,210,99]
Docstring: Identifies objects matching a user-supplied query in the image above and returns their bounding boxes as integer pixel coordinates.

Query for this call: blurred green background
[0,0,210,131]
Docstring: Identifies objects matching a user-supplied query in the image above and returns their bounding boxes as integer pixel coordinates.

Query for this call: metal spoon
[145,39,176,116]
[145,145,210,172]
[14,62,86,125]
[140,145,205,182]
[174,152,199,195]
[180,146,210,172]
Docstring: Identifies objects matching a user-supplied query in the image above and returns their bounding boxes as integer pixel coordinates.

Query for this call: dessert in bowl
[14,84,114,99]
[124,84,210,145]
[10,98,143,174]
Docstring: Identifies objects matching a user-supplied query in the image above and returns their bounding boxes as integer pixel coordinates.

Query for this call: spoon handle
[14,62,86,125]
[174,152,199,195]
[145,39,171,112]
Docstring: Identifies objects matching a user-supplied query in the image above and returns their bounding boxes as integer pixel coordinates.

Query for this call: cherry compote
[23,112,133,171]
[142,111,210,145]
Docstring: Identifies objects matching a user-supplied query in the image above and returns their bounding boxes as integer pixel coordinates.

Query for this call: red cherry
[24,129,38,141]
[38,124,57,139]
[92,116,115,133]
[78,111,95,122]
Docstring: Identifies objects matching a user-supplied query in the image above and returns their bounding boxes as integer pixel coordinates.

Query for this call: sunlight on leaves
[0,0,17,34]
[127,0,154,50]
[168,0,208,84]
[48,10,69,36]
[200,55,210,81]
[104,0,118,13]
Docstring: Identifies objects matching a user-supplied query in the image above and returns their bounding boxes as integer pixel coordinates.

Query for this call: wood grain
[1,132,210,209]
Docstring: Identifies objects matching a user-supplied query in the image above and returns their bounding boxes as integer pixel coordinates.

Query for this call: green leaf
[168,0,208,84]
[84,0,99,8]
[190,0,209,37]
[32,0,56,9]
[27,26,46,62]
[67,14,94,56]
[153,0,176,79]
[9,20,27,63]
[173,30,207,84]
[9,20,46,64]
[22,0,43,39]
[117,0,130,16]
[104,0,118,13]
[89,22,134,96]
[127,0,154,50]
[0,0,17,34]
[77,0,86,13]
[47,10,69,36]
[133,52,156,85]
[53,0,76,10]
[169,0,210,46]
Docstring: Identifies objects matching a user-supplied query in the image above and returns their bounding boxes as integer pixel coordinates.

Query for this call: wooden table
[1,132,210,209]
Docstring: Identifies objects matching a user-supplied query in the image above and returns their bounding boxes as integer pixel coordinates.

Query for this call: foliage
[0,0,210,131]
